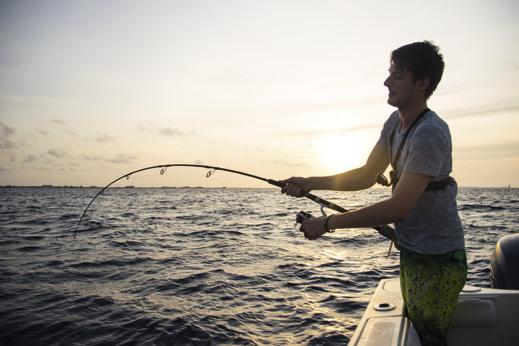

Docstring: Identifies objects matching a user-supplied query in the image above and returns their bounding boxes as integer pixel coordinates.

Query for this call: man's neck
[398,101,428,129]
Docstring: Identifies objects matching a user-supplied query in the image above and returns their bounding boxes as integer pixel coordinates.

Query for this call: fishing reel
[294,205,327,228]
[295,210,314,226]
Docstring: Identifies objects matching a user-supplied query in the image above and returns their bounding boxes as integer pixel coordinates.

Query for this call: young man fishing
[281,41,466,346]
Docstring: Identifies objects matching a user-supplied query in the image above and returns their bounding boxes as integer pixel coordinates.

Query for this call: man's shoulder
[388,110,400,122]
[411,111,452,148]
[417,111,450,134]
[382,110,400,130]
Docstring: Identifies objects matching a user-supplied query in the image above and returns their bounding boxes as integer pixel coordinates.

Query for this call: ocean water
[0,186,517,345]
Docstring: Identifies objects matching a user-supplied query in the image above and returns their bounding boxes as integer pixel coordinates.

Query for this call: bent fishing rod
[74,163,395,241]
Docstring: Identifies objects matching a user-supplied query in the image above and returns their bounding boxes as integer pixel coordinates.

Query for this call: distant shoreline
[0,185,274,189]
[0,185,516,189]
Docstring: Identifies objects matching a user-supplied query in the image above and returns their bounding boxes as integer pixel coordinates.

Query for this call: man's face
[383,62,423,108]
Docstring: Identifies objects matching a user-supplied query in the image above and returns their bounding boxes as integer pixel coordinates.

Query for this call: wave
[459,204,506,211]
[1,187,514,345]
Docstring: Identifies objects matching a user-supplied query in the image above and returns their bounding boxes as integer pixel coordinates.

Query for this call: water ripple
[0,186,515,345]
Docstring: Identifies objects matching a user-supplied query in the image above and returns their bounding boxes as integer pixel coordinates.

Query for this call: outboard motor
[490,234,519,289]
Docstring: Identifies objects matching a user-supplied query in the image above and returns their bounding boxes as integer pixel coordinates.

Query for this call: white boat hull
[349,278,519,346]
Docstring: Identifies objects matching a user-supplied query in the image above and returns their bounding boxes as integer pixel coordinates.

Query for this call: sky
[1,0,518,188]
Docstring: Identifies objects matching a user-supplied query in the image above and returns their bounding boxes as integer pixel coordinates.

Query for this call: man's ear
[416,77,430,92]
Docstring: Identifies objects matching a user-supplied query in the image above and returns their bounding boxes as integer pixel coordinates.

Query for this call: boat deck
[349,278,519,346]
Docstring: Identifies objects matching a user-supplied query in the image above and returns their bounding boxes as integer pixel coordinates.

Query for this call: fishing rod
[74,163,396,241]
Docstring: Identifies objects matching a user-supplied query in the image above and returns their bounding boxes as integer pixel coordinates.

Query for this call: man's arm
[281,143,390,196]
[299,171,431,239]
[321,142,391,191]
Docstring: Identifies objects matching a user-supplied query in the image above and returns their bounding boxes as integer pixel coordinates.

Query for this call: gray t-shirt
[376,110,465,254]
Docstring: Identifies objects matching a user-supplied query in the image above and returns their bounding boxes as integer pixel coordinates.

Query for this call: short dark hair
[391,41,445,98]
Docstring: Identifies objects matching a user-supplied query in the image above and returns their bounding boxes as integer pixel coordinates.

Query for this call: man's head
[390,41,445,99]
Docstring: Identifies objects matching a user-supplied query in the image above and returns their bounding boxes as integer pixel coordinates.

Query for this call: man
[281,41,466,346]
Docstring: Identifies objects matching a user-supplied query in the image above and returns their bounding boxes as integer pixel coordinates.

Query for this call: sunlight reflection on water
[0,187,517,345]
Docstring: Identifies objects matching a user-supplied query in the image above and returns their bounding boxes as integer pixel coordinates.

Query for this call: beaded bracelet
[324,215,335,233]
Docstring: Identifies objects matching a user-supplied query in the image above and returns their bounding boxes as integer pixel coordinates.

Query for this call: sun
[314,134,369,173]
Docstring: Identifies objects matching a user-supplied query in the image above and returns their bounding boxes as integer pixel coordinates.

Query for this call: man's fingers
[282,183,302,197]
[300,220,312,240]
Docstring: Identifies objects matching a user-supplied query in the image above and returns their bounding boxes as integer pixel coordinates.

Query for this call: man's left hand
[300,216,328,240]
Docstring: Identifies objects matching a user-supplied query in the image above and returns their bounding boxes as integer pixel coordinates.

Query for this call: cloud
[277,96,383,115]
[105,154,138,164]
[267,159,311,168]
[51,118,66,125]
[21,151,69,166]
[80,153,138,164]
[0,122,17,149]
[138,122,194,138]
[62,129,78,137]
[456,141,519,160]
[23,154,38,163]
[20,151,138,168]
[46,119,77,136]
[47,149,68,159]
[158,127,188,137]
[282,123,380,137]
[0,122,15,136]
[35,128,50,136]
[446,103,519,119]
[0,152,16,164]
[87,133,114,143]
[80,154,104,161]
[0,139,17,149]
[43,118,77,136]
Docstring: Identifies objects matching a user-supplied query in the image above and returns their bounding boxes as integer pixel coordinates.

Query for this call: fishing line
[74,163,395,241]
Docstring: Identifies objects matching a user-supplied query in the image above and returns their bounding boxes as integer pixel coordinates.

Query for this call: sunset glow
[314,134,370,173]
[1,0,518,187]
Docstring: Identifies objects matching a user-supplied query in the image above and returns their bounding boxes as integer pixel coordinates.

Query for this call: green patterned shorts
[400,247,467,346]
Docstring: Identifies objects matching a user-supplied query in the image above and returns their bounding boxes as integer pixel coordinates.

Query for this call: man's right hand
[279,177,312,197]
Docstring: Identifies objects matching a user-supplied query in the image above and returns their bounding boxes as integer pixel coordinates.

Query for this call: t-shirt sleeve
[403,125,450,177]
